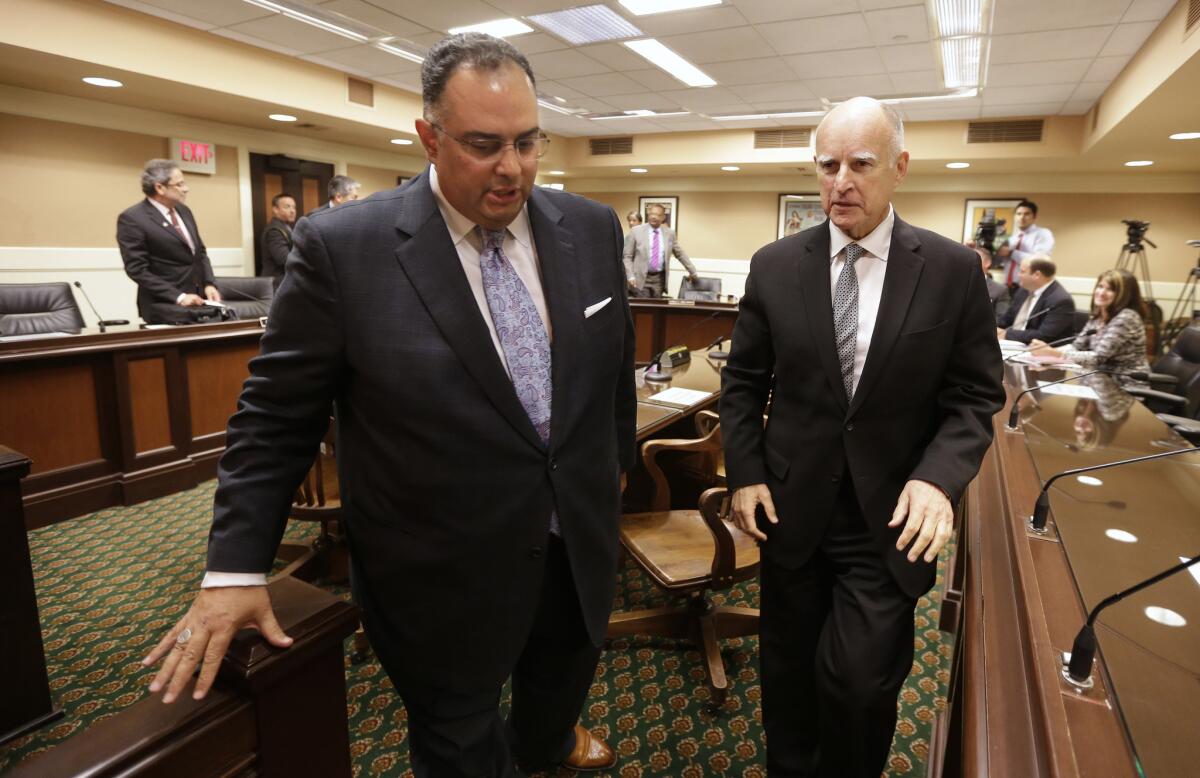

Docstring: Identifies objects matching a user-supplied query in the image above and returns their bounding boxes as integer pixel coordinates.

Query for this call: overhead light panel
[946,162,970,168]
[390,138,414,145]
[82,76,123,88]
[720,166,740,171]
[549,170,566,175]
[1124,160,1154,167]
[623,39,716,87]
[940,36,981,88]
[374,41,424,64]
[538,99,583,115]
[877,88,978,104]
[620,0,722,15]
[448,18,533,37]
[242,0,369,42]
[630,168,649,173]
[528,5,643,46]
[1169,132,1200,140]
[933,0,983,37]
[590,109,690,119]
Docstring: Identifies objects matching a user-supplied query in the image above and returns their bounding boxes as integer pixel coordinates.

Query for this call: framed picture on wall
[639,195,679,238]
[962,199,1022,246]
[778,194,825,239]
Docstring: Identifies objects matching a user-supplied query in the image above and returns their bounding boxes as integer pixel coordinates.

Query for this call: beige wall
[0,113,242,247]
[347,163,419,198]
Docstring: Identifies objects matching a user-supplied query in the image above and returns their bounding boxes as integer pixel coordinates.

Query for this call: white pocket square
[584,297,612,318]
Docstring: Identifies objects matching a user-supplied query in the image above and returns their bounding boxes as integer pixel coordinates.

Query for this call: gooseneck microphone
[1028,446,1198,532]
[1064,552,1199,686]
[74,281,129,333]
[704,331,733,360]
[1001,334,1078,363]
[1005,368,1150,429]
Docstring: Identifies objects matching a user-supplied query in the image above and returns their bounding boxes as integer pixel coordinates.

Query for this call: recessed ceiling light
[623,39,716,88]
[1169,132,1200,140]
[934,0,984,37]
[549,170,565,175]
[448,18,533,37]
[630,168,649,173]
[1077,475,1103,486]
[946,162,970,169]
[1144,606,1186,627]
[269,113,298,122]
[82,76,123,88]
[721,166,740,171]
[1124,160,1154,167]
[940,36,981,89]
[1105,528,1138,543]
[390,138,414,145]
[619,0,721,15]
[528,5,643,46]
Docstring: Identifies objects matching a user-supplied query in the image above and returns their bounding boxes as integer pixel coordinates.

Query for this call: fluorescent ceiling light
[623,39,716,88]
[713,110,825,121]
[390,138,413,145]
[82,76,123,88]
[374,41,424,64]
[945,162,970,169]
[540,182,565,190]
[549,170,566,175]
[538,99,580,115]
[933,0,983,37]
[269,113,298,122]
[590,110,690,119]
[940,36,981,89]
[448,18,533,37]
[1169,132,1200,140]
[242,0,368,42]
[1124,160,1154,167]
[877,88,978,105]
[630,168,649,173]
[528,5,643,46]
[620,0,721,15]
[720,166,740,171]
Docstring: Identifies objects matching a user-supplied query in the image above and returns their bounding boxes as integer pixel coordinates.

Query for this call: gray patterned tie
[834,243,864,401]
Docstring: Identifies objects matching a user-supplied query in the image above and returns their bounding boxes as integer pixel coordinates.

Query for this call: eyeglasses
[165,180,187,189]
[430,122,550,162]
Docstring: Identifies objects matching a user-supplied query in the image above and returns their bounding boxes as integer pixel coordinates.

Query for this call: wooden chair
[608,426,760,712]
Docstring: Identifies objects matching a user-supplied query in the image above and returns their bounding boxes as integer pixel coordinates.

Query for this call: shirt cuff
[176,293,186,304]
[202,571,268,588]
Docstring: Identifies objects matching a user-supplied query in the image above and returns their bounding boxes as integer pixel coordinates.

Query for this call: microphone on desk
[73,281,129,333]
[1063,552,1199,687]
[1028,445,1198,532]
[704,331,733,360]
[644,309,725,381]
[1006,368,1150,430]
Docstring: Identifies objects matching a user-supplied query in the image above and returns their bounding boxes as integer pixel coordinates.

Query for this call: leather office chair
[608,425,759,712]
[678,276,722,302]
[214,276,274,319]
[1070,309,1091,336]
[1123,324,1200,443]
[0,282,85,336]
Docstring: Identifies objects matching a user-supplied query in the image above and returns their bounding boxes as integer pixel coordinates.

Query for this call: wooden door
[249,154,333,275]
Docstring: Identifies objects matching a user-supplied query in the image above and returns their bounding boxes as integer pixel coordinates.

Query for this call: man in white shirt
[998,199,1055,288]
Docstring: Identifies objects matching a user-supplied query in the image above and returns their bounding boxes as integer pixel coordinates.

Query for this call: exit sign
[170,138,216,174]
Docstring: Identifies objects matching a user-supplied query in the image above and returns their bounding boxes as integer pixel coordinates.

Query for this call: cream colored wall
[347,163,418,198]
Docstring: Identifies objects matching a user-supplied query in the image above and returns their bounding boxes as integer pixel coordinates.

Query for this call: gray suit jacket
[622,223,697,291]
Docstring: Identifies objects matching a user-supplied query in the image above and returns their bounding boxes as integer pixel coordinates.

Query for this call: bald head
[814,97,904,164]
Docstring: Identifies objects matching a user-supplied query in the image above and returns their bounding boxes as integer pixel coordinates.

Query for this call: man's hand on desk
[142,585,291,703]
[178,293,206,307]
[204,285,222,303]
[996,327,1007,339]
[889,479,953,563]
[731,483,777,542]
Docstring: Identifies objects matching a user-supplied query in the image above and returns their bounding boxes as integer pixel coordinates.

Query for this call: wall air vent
[348,77,374,107]
[754,128,812,149]
[966,120,1044,143]
[590,137,633,155]
[1187,0,1199,34]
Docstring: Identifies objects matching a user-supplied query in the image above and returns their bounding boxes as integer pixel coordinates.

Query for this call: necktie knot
[844,243,864,265]
[479,227,506,254]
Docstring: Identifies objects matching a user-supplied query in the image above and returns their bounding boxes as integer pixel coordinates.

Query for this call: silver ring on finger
[175,627,193,648]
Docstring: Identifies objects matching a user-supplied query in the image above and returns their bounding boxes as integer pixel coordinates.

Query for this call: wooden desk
[630,299,738,364]
[939,368,1199,777]
[0,320,264,528]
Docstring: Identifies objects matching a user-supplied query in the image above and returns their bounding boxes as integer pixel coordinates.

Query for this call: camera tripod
[1115,233,1162,352]
[1160,240,1200,351]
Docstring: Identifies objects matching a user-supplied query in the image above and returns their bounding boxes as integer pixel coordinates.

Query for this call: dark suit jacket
[306,202,331,217]
[986,276,1010,318]
[117,200,215,322]
[260,217,293,287]
[207,170,637,691]
[997,279,1075,344]
[720,216,1004,597]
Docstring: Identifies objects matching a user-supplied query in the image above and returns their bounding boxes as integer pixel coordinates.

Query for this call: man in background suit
[260,193,295,288]
[996,254,1075,344]
[142,33,634,777]
[307,174,360,215]
[975,245,1010,318]
[117,159,221,324]
[720,97,1004,777]
[623,203,699,297]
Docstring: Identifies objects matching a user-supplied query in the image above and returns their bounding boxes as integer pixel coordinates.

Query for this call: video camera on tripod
[1122,219,1156,250]
[974,213,1007,256]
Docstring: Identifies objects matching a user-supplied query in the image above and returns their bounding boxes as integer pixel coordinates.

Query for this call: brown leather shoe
[562,725,616,771]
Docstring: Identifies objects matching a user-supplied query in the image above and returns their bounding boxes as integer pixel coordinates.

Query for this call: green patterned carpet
[1,480,952,776]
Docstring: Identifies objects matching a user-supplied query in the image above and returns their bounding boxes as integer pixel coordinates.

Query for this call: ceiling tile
[210,27,303,56]
[900,104,982,121]
[702,57,801,86]
[733,81,818,103]
[785,48,887,79]
[536,79,589,100]
[377,72,422,91]
[987,59,1094,87]
[880,41,937,72]
[315,0,429,36]
[509,32,572,56]
[1069,81,1108,102]
[804,73,896,99]
[1122,0,1176,23]
[991,0,1127,34]
[125,0,271,27]
[863,5,930,46]
[889,70,941,93]
[980,102,1066,118]
[982,83,1077,105]
[1060,99,1096,114]
[630,6,749,36]
[363,0,505,32]
[1083,55,1131,82]
[623,68,671,90]
[989,27,1113,64]
[657,26,773,65]
[642,118,722,131]
[557,72,650,97]
[571,96,617,113]
[576,43,650,72]
[1100,21,1159,57]
[658,85,746,109]
[527,49,612,79]
[756,13,873,55]
[593,117,679,134]
[484,0,584,14]
[309,44,419,75]
[226,14,359,53]
[708,117,783,129]
[858,0,921,8]
[601,93,686,111]
[731,0,861,24]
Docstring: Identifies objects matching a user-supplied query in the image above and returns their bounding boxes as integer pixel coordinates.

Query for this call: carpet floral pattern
[2,480,952,776]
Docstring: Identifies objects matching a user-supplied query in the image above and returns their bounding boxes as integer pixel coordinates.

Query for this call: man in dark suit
[142,34,634,777]
[975,246,1010,318]
[117,159,222,324]
[720,97,1004,777]
[259,193,295,288]
[307,174,360,215]
[995,254,1075,344]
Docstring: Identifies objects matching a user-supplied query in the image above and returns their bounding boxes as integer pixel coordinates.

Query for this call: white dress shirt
[828,206,894,395]
[1007,223,1054,264]
[146,198,198,304]
[1012,284,1047,330]
[203,169,552,588]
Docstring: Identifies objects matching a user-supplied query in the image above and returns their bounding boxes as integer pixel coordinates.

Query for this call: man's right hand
[142,586,292,703]
[730,483,777,542]
[178,293,206,307]
[627,279,639,290]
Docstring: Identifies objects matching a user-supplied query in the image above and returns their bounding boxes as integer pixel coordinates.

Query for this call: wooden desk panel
[187,342,258,439]
[0,361,103,475]
[630,299,738,364]
[126,356,172,455]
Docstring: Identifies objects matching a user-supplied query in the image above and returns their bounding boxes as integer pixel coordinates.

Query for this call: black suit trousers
[356,536,600,778]
[760,479,918,778]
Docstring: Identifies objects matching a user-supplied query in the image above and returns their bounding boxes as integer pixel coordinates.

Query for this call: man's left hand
[204,285,222,303]
[888,480,953,563]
